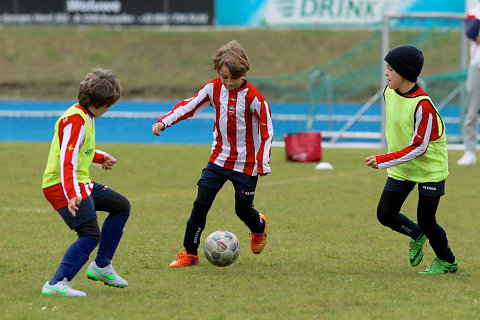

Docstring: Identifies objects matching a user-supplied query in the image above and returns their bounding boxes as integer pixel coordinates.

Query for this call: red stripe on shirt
[159,95,211,127]
[210,81,223,163]
[58,113,85,200]
[224,90,238,170]
[256,100,271,174]
[243,92,256,175]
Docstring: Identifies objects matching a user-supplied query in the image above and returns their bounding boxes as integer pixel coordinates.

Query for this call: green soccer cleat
[86,261,128,288]
[41,278,86,297]
[419,258,458,275]
[409,234,427,267]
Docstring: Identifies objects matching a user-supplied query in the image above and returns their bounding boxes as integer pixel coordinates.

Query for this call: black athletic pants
[182,162,265,255]
[377,189,455,263]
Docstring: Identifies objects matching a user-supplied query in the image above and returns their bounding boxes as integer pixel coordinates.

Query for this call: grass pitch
[0,26,462,100]
[0,142,479,319]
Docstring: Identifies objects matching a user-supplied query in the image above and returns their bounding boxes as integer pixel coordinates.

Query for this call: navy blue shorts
[57,182,113,229]
[383,177,445,197]
[197,162,258,200]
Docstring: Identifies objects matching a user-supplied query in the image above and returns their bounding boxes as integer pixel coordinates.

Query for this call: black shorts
[197,162,258,200]
[383,177,445,197]
[57,182,113,229]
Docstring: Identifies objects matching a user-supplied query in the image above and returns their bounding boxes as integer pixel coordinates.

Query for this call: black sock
[183,222,203,255]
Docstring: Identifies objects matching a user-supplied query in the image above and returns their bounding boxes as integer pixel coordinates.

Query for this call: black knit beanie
[384,45,424,82]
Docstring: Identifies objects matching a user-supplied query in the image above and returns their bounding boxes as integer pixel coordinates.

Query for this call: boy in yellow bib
[41,69,131,297]
[365,45,457,274]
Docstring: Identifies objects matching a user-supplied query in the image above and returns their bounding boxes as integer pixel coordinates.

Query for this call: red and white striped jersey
[376,86,442,170]
[158,78,274,176]
[43,105,106,210]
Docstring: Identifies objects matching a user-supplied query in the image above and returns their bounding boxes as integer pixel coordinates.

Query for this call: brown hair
[212,40,250,78]
[78,68,121,108]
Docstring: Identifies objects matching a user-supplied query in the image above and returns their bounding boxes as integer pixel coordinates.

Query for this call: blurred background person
[458,1,480,165]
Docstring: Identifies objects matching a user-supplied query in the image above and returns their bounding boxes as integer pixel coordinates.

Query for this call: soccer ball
[204,230,240,267]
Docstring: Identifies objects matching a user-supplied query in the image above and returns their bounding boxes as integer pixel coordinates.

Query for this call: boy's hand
[152,122,165,136]
[365,155,378,169]
[103,154,117,170]
[259,173,269,177]
[68,197,82,216]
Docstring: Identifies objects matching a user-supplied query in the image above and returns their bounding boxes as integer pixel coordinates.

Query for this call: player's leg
[183,185,220,254]
[230,172,266,254]
[416,182,457,274]
[91,184,130,267]
[234,197,264,233]
[42,198,98,297]
[86,183,130,287]
[376,179,422,238]
[377,178,426,266]
[170,162,224,267]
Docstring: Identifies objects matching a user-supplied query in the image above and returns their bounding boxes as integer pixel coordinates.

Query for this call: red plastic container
[284,132,322,162]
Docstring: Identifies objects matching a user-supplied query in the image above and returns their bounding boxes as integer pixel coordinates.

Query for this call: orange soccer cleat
[249,213,267,254]
[169,249,199,268]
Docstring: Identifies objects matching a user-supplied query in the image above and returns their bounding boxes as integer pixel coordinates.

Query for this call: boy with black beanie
[365,45,458,274]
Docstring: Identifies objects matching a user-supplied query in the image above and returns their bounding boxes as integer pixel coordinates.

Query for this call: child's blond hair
[212,40,250,78]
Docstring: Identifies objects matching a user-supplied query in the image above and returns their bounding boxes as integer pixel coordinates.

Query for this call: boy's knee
[75,219,101,244]
[234,196,258,225]
[234,196,254,215]
[377,207,393,227]
[193,197,210,212]
[103,191,131,215]
[114,194,131,215]
[189,186,218,226]
[417,217,436,233]
[193,186,217,210]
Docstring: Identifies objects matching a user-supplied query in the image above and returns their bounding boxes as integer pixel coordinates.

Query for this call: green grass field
[0,142,479,319]
[0,26,462,100]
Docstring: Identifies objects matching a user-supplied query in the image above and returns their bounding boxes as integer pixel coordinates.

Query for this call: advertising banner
[0,0,214,26]
[216,0,467,27]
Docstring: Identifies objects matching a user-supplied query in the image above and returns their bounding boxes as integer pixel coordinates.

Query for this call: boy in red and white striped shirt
[152,40,273,267]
